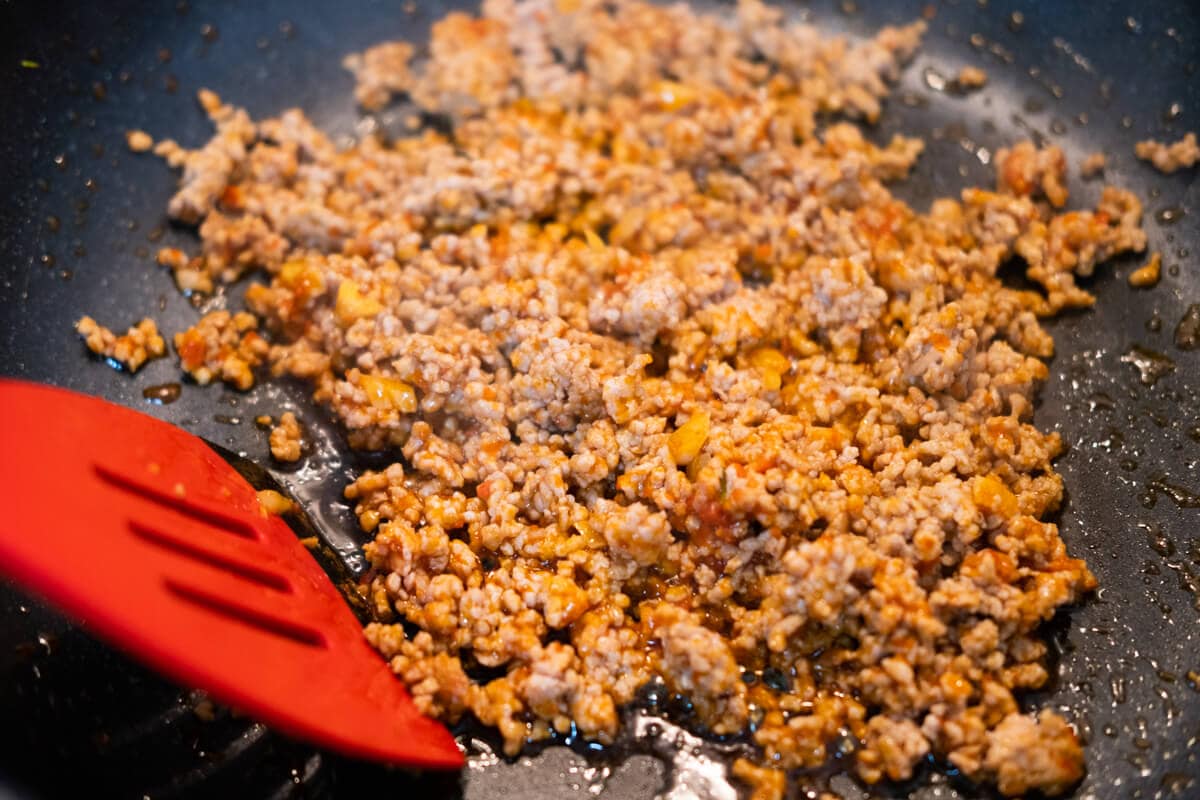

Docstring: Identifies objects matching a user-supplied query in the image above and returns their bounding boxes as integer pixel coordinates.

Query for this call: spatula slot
[163,579,328,649]
[95,465,260,540]
[130,522,292,593]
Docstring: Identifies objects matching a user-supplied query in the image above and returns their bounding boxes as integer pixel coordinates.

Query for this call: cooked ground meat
[256,488,295,516]
[173,310,267,390]
[341,41,414,111]
[1080,151,1106,179]
[125,129,154,153]
[731,758,787,800]
[983,709,1085,797]
[956,65,987,89]
[156,246,215,294]
[124,0,1153,795]
[152,89,256,225]
[1128,251,1162,288]
[75,316,166,372]
[1135,132,1200,174]
[269,411,305,461]
[996,140,1069,208]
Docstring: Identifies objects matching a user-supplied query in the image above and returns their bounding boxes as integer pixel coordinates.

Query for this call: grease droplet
[923,67,947,93]
[1111,674,1127,704]
[1142,478,1200,509]
[1162,772,1195,796]
[1140,522,1175,556]
[1174,304,1200,350]
[143,383,182,404]
[1156,206,1186,225]
[1120,345,1176,385]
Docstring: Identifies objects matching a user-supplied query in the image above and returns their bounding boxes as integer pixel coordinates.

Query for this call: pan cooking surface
[0,1,1197,797]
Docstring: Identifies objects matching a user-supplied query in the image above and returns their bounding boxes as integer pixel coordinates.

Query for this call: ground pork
[75,316,166,373]
[125,129,154,153]
[1135,132,1199,173]
[1080,151,1106,179]
[269,411,304,461]
[983,710,1085,797]
[111,1,1150,795]
[956,65,987,89]
[173,310,268,390]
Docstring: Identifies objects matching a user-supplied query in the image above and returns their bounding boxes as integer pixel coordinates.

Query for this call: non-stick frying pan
[0,0,1197,797]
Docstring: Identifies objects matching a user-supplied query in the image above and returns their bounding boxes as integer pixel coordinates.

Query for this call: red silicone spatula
[0,379,462,770]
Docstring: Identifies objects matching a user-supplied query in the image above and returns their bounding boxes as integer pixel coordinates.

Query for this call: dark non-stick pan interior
[0,0,1197,797]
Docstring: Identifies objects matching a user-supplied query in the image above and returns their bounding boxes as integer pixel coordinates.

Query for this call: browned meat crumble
[125,129,154,153]
[269,411,305,462]
[173,310,268,390]
[1127,251,1162,289]
[1135,132,1200,174]
[87,0,1159,795]
[956,65,988,89]
[1080,151,1106,179]
[75,316,166,372]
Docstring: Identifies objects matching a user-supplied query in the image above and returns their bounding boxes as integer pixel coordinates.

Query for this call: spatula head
[0,379,462,770]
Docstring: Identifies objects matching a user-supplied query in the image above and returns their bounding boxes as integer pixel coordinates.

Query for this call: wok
[0,0,1197,797]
